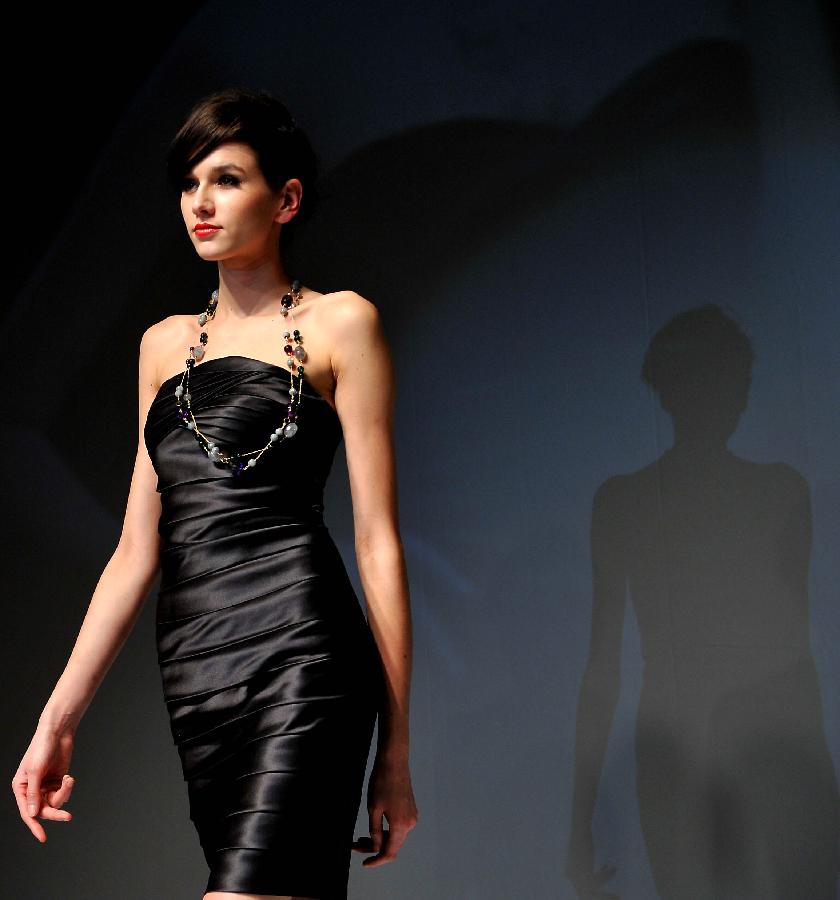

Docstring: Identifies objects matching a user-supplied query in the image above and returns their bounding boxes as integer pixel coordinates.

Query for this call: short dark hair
[165,86,321,242]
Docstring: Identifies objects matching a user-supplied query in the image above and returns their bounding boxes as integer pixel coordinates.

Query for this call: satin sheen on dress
[144,355,383,898]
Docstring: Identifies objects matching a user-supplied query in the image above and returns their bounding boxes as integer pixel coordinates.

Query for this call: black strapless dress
[143,355,383,899]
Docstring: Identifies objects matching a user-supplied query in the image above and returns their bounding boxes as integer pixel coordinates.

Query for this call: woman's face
[179,141,295,265]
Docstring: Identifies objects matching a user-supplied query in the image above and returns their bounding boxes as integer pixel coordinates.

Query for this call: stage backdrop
[2,1,838,898]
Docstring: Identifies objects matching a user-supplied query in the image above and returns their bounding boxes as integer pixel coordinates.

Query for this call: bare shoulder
[316,291,384,375]
[140,314,194,388]
[317,290,381,337]
[149,313,196,340]
[141,314,192,346]
[318,291,379,320]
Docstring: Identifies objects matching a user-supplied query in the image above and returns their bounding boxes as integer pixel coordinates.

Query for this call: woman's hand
[11,725,76,843]
[353,750,418,867]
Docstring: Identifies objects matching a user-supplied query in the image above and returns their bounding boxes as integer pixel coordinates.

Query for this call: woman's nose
[192,183,214,216]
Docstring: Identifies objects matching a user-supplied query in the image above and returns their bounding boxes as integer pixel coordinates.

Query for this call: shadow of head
[641,304,754,442]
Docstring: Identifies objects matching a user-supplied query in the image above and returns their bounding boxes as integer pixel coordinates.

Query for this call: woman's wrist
[37,704,80,738]
[376,727,410,764]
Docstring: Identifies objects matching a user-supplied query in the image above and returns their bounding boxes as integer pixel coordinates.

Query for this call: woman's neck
[214,259,294,321]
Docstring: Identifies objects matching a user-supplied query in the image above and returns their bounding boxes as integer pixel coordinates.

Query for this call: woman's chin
[192,243,229,262]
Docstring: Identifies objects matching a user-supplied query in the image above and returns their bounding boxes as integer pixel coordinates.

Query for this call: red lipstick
[194,223,222,236]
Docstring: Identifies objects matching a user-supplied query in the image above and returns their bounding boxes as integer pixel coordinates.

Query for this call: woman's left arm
[330,291,418,865]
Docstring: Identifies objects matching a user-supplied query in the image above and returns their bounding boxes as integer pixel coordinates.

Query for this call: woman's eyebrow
[189,163,247,176]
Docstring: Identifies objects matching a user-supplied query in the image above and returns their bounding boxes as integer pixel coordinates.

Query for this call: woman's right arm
[12,324,165,841]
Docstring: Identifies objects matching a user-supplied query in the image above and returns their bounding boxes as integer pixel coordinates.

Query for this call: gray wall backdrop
[2,1,838,898]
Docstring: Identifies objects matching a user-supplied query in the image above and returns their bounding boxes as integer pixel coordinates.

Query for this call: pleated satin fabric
[144,355,383,898]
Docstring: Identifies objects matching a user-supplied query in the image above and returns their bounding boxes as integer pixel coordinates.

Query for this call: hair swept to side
[165,86,321,238]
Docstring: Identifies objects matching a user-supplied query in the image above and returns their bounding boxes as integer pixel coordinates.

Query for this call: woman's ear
[274,178,303,225]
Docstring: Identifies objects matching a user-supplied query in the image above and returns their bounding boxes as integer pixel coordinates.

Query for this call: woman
[12,87,418,900]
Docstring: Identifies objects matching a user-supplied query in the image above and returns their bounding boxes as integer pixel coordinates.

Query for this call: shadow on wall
[291,37,839,898]
[566,306,840,899]
[285,39,759,302]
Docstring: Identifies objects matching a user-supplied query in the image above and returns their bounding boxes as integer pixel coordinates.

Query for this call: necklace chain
[172,278,306,476]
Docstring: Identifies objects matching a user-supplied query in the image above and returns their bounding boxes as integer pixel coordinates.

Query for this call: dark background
[2,1,838,897]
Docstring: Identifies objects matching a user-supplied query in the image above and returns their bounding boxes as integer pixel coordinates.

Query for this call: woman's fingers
[25,772,42,817]
[354,809,410,868]
[22,814,47,843]
[47,774,75,813]
[37,806,73,822]
[11,766,43,819]
[352,806,384,856]
[41,774,74,821]
[361,822,408,868]
[353,797,419,866]
[12,774,47,843]
[368,806,384,853]
[12,772,74,842]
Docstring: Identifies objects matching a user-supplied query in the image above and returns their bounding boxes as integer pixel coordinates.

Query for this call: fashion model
[12,87,418,900]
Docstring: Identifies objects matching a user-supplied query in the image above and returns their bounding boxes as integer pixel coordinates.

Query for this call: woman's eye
[180,174,240,193]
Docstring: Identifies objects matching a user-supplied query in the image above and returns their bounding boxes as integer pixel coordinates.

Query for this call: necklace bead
[174,279,306,475]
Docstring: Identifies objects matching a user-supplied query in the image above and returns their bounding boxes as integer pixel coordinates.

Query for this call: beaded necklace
[174,278,306,476]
